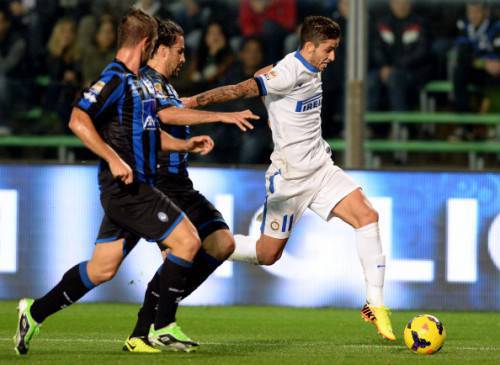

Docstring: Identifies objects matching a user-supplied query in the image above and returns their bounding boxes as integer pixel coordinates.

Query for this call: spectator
[219,36,271,164]
[44,17,80,131]
[0,7,26,134]
[165,0,205,34]
[80,18,116,86]
[133,0,167,18]
[239,0,296,63]
[189,20,235,90]
[7,1,52,70]
[481,24,500,114]
[321,0,348,138]
[452,2,499,113]
[367,0,431,115]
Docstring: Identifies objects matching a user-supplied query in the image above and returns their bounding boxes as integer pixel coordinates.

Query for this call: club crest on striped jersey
[142,99,159,130]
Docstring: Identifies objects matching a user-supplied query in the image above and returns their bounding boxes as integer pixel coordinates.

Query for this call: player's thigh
[331,188,378,228]
[158,215,201,260]
[87,214,128,281]
[87,239,125,283]
[308,163,360,223]
[170,188,230,244]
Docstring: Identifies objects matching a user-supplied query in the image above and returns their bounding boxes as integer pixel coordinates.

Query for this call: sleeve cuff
[254,76,267,96]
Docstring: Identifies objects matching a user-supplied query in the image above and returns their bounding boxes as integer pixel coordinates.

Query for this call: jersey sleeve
[153,81,182,111]
[74,73,124,121]
[254,60,296,96]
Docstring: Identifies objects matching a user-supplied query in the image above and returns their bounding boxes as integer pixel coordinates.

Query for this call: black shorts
[157,173,229,240]
[123,173,228,254]
[96,170,184,244]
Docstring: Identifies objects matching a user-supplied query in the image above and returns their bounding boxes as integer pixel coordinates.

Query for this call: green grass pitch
[0,301,498,364]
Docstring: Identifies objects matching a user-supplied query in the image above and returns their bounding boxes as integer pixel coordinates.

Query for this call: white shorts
[260,161,359,239]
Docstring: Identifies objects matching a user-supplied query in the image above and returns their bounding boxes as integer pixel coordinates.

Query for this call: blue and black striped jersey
[141,65,190,177]
[75,59,161,185]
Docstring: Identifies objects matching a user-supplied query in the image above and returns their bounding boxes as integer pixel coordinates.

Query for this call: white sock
[228,234,259,264]
[355,223,385,306]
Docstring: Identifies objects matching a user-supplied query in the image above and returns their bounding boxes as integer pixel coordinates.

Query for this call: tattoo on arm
[195,78,259,106]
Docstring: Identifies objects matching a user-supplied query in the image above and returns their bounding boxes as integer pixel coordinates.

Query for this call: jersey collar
[294,51,319,73]
[141,64,170,84]
[112,58,135,74]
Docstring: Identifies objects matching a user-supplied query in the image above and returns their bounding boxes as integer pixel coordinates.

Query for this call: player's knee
[217,234,235,259]
[179,234,202,258]
[91,266,118,284]
[87,258,120,285]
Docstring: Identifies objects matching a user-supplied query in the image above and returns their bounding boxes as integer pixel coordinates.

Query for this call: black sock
[130,270,160,338]
[30,261,96,323]
[184,250,223,298]
[154,253,192,329]
[130,250,221,337]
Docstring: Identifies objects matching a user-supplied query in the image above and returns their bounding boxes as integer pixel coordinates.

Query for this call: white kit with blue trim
[255,51,359,239]
[255,51,332,180]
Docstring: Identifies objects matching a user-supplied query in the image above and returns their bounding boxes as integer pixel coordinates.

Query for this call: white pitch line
[0,337,497,351]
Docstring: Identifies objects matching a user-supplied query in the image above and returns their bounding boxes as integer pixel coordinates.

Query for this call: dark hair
[153,18,184,54]
[239,36,264,52]
[300,16,341,48]
[195,20,232,73]
[117,8,157,49]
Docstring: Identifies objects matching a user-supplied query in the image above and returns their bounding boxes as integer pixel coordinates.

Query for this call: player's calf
[203,229,235,260]
[256,235,287,265]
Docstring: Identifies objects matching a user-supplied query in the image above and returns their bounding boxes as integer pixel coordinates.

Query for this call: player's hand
[180,96,198,108]
[218,110,259,131]
[109,157,133,184]
[186,135,214,155]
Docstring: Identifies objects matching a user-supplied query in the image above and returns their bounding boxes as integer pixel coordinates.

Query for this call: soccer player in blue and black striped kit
[14,10,258,355]
[122,19,245,353]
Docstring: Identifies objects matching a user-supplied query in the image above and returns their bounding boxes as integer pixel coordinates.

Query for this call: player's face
[311,39,339,72]
[167,35,186,77]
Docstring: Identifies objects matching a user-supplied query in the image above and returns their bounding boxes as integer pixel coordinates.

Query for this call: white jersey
[255,51,332,179]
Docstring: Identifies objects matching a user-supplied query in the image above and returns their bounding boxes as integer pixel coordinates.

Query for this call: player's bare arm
[158,106,259,131]
[181,64,274,109]
[69,108,133,184]
[186,78,261,108]
[160,130,214,155]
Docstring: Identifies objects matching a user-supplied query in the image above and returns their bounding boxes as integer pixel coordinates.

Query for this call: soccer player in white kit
[184,16,395,341]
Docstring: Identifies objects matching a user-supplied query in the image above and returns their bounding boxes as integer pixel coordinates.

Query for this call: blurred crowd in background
[0,0,499,164]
